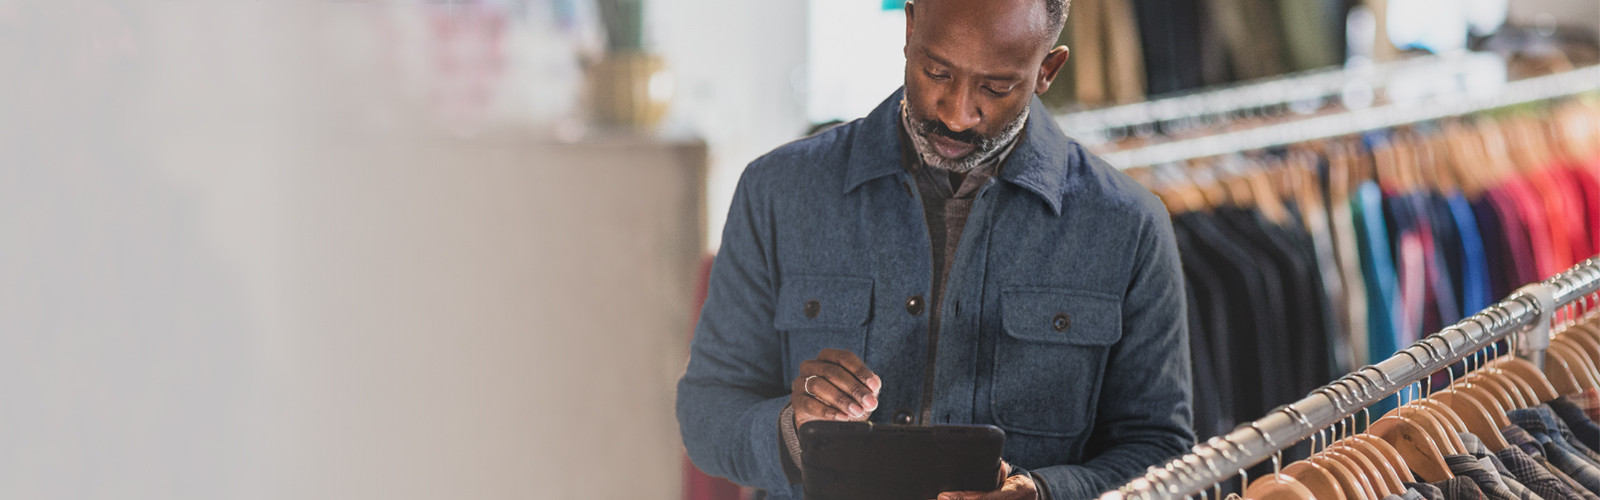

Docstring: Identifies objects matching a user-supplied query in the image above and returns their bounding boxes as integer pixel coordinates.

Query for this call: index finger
[817,348,881,392]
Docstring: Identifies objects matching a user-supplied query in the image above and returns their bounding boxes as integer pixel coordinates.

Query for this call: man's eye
[925,69,950,81]
[984,86,1013,97]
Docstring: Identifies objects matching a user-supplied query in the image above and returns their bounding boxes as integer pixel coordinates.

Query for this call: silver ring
[804,375,820,398]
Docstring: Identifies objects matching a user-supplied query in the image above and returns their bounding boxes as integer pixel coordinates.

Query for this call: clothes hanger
[1544,344,1588,396]
[1246,156,1291,225]
[1462,357,1526,409]
[1442,121,1489,199]
[1433,388,1511,451]
[1310,454,1372,500]
[1551,340,1600,390]
[1483,350,1544,405]
[1241,429,1315,500]
[1369,414,1454,481]
[1353,427,1419,483]
[1153,163,1208,214]
[1283,460,1344,500]
[1325,445,1391,498]
[1494,355,1562,403]
[1188,159,1232,209]
[1336,436,1408,495]
[1244,464,1315,499]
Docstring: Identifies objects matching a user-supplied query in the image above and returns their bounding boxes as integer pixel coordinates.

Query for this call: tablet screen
[799,421,1005,500]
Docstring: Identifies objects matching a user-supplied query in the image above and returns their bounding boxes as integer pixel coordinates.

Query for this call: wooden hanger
[1451,381,1512,427]
[1369,415,1454,481]
[1406,404,1468,453]
[1495,357,1562,403]
[1244,473,1314,500]
[1487,363,1543,405]
[1325,446,1391,497]
[1247,157,1291,224]
[1551,341,1600,390]
[1336,437,1408,494]
[1311,454,1372,500]
[1559,329,1600,373]
[1416,398,1470,435]
[1464,370,1525,409]
[1283,460,1344,500]
[1354,433,1419,482]
[1189,159,1232,209]
[1431,389,1511,451]
[1545,346,1588,396]
[1443,121,1489,198]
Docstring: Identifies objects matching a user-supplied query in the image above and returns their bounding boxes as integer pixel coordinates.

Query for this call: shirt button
[905,295,924,315]
[1052,312,1071,332]
[893,410,914,425]
[804,300,821,319]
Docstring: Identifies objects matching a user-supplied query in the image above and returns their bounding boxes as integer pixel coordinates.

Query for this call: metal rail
[1092,65,1600,170]
[1100,257,1600,500]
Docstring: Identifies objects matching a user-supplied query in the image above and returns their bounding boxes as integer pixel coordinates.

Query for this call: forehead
[911,0,1050,73]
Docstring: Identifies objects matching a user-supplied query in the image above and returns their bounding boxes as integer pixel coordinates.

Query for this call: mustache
[913,118,984,146]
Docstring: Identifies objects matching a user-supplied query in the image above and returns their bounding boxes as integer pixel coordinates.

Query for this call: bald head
[898,0,1072,171]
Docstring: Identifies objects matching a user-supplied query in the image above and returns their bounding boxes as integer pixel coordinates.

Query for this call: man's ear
[903,1,916,57]
[1034,45,1070,95]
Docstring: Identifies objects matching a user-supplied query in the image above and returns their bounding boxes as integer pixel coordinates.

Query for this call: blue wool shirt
[676,89,1194,500]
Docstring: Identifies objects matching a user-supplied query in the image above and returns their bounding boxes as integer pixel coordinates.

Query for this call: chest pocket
[774,275,873,372]
[991,286,1122,438]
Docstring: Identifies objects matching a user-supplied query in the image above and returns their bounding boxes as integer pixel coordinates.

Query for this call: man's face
[901,0,1063,172]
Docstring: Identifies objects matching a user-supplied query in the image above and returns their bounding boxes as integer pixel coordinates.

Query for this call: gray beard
[900,98,1029,173]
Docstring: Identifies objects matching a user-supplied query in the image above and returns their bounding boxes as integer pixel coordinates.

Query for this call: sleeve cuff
[779,403,803,484]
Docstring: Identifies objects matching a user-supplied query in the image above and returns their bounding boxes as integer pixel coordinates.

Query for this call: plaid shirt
[1568,389,1600,423]
[1504,424,1600,500]
[1447,453,1534,500]
[1509,413,1600,497]
[1499,444,1590,500]
[1435,476,1490,500]
[1462,433,1545,500]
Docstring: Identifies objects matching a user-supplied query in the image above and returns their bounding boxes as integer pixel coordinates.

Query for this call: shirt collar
[843,87,1076,216]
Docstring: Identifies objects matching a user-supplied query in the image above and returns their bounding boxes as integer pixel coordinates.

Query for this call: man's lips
[929,133,976,159]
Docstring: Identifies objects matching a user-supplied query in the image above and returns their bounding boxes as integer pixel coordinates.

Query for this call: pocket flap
[1000,287,1121,345]
[774,275,874,330]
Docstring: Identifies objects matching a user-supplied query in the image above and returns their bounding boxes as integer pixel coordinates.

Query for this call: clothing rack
[1054,53,1507,147]
[1099,257,1600,500]
[1089,65,1600,170]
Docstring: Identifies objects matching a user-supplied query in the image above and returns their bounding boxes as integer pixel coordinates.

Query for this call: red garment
[1499,175,1560,277]
[1486,185,1539,285]
[1573,160,1600,256]
[1548,165,1595,260]
[1523,167,1575,268]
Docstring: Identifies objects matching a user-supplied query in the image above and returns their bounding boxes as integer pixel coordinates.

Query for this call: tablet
[799,421,1005,500]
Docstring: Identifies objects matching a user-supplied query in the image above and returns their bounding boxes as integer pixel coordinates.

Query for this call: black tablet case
[799,421,1005,500]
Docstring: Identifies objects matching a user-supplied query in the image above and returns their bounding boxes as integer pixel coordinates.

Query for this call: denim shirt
[676,89,1194,500]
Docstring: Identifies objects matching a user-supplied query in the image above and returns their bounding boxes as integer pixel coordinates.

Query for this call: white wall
[648,0,811,251]
[2,3,703,499]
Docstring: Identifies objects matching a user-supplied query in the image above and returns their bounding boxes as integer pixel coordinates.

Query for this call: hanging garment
[1355,180,1401,363]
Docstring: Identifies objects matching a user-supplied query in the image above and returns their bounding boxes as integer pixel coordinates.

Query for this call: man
[677,0,1193,498]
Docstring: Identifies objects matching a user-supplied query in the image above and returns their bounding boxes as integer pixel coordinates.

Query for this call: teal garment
[1353,181,1399,363]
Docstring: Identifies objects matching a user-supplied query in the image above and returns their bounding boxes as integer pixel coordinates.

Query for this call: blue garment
[1510,409,1600,495]
[1353,181,1399,363]
[676,90,1195,500]
[1445,192,1492,313]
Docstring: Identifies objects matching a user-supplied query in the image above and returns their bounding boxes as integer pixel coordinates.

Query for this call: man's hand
[790,348,881,427]
[933,461,1039,500]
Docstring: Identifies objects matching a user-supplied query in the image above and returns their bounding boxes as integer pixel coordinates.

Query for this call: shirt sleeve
[676,165,795,494]
[1029,207,1196,499]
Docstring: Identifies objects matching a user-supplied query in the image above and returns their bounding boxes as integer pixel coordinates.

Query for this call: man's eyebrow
[919,47,1024,82]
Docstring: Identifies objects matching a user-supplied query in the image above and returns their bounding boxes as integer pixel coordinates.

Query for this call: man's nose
[936,89,981,133]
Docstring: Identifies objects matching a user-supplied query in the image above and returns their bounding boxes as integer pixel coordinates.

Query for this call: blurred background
[2,0,1598,499]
